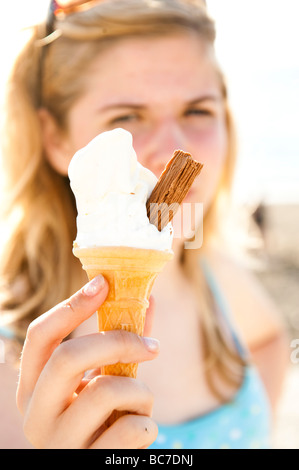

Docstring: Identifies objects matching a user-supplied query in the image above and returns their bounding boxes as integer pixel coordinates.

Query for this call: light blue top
[149,258,272,450]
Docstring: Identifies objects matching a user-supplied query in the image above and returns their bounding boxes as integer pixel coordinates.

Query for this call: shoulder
[203,246,286,349]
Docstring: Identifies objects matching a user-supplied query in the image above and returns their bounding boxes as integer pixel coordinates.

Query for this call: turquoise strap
[0,325,16,340]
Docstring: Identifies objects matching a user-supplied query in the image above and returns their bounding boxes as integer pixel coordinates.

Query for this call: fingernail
[82,275,105,296]
[143,337,160,353]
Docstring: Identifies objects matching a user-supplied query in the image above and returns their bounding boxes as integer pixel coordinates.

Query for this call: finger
[41,375,154,449]
[23,331,160,437]
[90,414,158,449]
[77,293,155,394]
[75,368,102,394]
[17,275,108,414]
[143,296,155,337]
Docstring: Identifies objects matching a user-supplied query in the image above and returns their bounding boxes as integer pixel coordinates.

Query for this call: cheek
[189,123,228,204]
[67,123,100,154]
[66,97,107,155]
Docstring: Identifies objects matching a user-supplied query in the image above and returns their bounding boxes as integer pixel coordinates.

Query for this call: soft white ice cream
[68,128,173,251]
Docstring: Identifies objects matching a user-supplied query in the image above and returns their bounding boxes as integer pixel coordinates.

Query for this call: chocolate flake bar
[146,150,203,231]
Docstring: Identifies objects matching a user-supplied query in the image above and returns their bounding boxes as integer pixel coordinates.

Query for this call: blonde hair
[0,0,245,398]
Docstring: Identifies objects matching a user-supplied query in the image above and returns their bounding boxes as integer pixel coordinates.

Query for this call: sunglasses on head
[46,0,101,36]
[46,0,207,36]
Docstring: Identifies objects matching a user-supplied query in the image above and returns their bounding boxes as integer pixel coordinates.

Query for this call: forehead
[84,33,221,105]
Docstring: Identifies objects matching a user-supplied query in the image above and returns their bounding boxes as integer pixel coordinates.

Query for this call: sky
[1,0,299,205]
[208,0,299,205]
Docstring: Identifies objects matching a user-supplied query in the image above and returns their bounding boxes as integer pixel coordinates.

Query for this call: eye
[110,113,139,125]
[185,108,213,117]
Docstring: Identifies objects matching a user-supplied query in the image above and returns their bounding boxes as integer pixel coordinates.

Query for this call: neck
[153,237,186,291]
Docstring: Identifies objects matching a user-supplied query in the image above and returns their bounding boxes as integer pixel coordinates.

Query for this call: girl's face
[51,33,228,211]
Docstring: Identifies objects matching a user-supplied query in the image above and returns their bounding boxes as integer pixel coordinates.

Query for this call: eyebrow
[187,94,222,105]
[99,95,222,112]
[100,103,145,112]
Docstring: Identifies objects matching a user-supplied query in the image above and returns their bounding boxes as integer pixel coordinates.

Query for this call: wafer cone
[73,245,173,378]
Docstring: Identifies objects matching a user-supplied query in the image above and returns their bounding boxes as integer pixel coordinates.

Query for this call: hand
[16,275,159,449]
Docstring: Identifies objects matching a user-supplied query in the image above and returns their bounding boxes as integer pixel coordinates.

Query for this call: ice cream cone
[73,245,173,378]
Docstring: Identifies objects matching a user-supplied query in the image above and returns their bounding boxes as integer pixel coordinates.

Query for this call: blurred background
[0,0,299,449]
[208,0,299,449]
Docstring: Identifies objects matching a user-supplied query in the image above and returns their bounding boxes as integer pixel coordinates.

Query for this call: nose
[141,120,188,178]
